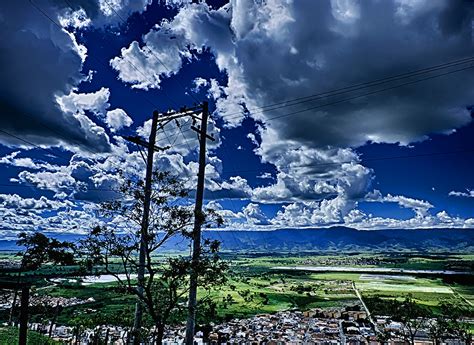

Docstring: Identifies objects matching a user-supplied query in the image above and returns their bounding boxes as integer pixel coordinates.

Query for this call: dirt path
[352,281,380,334]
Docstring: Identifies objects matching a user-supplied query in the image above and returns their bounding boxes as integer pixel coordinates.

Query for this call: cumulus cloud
[0,194,73,210]
[9,140,140,202]
[109,0,474,214]
[105,108,133,132]
[110,27,192,90]
[366,190,434,217]
[343,208,474,230]
[0,151,59,171]
[57,87,111,118]
[272,195,350,227]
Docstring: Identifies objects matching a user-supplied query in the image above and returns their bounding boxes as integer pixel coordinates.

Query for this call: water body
[51,274,137,285]
[359,274,416,281]
[272,266,472,275]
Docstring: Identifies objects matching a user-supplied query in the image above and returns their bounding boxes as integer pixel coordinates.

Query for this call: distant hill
[1,227,473,253]
[199,227,474,253]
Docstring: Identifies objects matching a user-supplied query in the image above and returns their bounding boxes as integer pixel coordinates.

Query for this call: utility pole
[124,104,212,345]
[18,285,30,345]
[185,101,212,345]
[124,110,163,345]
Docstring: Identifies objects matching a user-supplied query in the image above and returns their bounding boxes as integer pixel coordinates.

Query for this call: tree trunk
[155,324,165,345]
[9,265,24,325]
[104,327,109,344]
[8,289,18,326]
[18,286,30,345]
[48,301,60,338]
[74,326,80,345]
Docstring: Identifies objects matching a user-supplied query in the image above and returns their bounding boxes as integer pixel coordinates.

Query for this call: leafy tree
[79,170,227,344]
[9,232,75,325]
[366,296,432,344]
[17,232,75,270]
[387,296,431,345]
[429,299,472,344]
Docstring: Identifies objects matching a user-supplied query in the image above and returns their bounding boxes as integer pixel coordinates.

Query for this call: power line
[154,57,474,146]
[0,129,56,155]
[266,64,474,122]
[101,0,201,105]
[217,147,474,175]
[219,55,474,118]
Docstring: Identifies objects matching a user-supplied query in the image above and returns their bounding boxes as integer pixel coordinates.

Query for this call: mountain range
[1,227,473,252]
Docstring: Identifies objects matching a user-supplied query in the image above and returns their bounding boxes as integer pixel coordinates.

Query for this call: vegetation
[1,250,473,342]
[0,327,61,345]
[78,170,227,344]
[16,232,75,271]
[5,232,76,328]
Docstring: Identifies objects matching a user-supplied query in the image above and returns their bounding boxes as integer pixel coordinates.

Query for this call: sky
[1,0,474,239]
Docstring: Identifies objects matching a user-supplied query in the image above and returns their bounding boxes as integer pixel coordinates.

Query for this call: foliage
[428,299,472,344]
[16,232,75,270]
[366,295,431,344]
[0,327,62,345]
[79,170,227,343]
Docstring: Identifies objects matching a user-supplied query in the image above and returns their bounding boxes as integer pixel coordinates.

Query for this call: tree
[79,170,227,344]
[389,296,431,345]
[17,232,75,270]
[429,299,472,344]
[9,232,75,325]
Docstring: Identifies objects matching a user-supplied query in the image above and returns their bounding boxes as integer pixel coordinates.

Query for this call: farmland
[1,251,472,331]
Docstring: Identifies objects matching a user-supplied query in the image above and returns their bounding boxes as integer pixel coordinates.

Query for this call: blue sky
[0,0,474,238]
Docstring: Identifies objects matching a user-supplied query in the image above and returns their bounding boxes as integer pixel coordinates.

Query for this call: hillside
[1,227,473,253]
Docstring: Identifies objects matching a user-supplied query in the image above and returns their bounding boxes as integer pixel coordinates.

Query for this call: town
[5,306,471,344]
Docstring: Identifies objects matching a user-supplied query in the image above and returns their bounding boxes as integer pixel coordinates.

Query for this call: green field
[0,327,61,345]
[1,252,473,328]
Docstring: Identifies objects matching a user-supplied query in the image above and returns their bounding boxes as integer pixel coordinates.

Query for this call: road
[339,320,346,344]
[352,281,379,334]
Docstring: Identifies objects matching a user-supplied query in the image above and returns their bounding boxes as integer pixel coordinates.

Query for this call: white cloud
[0,151,59,171]
[57,87,111,118]
[449,189,474,198]
[193,77,208,92]
[105,108,133,132]
[0,194,73,211]
[110,28,191,90]
[366,190,434,217]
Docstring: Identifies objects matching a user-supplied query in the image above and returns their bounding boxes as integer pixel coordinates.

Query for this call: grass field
[0,327,61,345]
[1,252,473,328]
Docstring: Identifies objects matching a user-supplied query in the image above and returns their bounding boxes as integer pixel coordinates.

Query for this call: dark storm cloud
[0,1,118,152]
[113,0,474,149]
[230,0,474,148]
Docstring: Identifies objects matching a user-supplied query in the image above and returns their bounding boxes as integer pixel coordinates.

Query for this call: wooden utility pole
[124,103,212,345]
[185,101,211,345]
[125,110,161,345]
[18,285,30,345]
